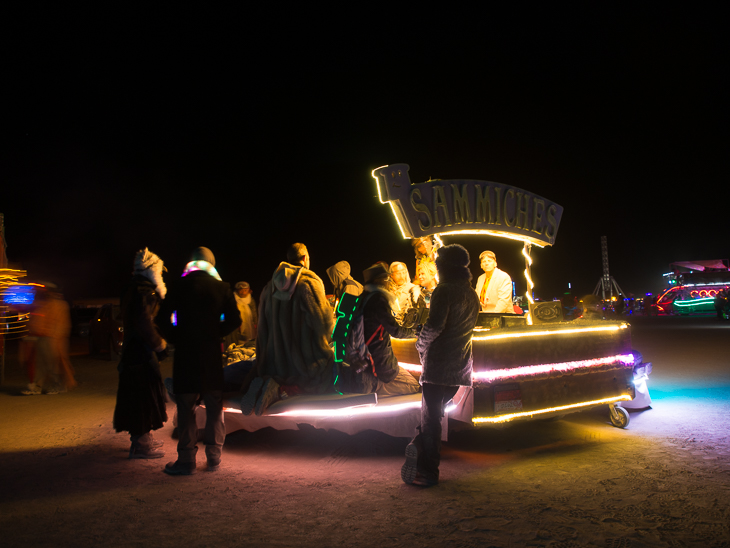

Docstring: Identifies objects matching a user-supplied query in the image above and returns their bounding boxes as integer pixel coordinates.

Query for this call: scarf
[182,260,222,281]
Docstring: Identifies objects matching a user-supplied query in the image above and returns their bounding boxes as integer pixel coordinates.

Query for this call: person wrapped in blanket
[240,243,336,416]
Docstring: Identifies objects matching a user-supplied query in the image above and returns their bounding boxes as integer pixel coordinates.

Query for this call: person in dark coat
[401,244,480,486]
[361,263,420,395]
[113,248,169,459]
[157,247,241,475]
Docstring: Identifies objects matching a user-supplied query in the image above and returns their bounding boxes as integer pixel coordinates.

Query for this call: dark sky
[2,7,727,302]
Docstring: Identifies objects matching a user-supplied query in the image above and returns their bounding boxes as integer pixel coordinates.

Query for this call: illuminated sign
[372,164,563,247]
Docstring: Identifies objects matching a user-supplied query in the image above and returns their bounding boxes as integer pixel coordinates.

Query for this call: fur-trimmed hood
[271,262,304,301]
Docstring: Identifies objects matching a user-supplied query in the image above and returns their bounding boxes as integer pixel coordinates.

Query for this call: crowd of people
[110,238,515,484]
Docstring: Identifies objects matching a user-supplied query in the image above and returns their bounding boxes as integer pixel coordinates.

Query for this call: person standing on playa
[113,248,169,459]
[158,247,241,475]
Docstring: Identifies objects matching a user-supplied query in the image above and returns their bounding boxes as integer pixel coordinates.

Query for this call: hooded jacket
[326,261,363,302]
[257,262,336,393]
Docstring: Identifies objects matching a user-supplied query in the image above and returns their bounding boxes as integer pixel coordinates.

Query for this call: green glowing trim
[332,293,361,363]
[674,297,716,307]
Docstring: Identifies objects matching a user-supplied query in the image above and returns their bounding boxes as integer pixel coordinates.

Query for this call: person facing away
[474,250,513,313]
[360,263,420,396]
[113,248,169,459]
[326,260,363,311]
[402,244,480,487]
[241,243,336,417]
[157,246,241,475]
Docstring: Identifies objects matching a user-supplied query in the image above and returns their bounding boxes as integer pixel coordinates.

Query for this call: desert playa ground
[1,315,729,547]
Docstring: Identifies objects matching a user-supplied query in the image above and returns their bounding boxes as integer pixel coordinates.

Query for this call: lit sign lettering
[372,164,563,247]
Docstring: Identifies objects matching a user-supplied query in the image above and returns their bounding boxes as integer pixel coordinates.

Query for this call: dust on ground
[1,316,729,547]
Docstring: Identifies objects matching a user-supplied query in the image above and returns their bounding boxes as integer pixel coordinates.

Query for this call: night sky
[3,7,727,303]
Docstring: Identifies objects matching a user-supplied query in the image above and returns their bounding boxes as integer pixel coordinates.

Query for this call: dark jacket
[158,270,241,393]
[416,274,480,387]
[120,275,165,366]
[113,275,167,434]
[362,284,417,383]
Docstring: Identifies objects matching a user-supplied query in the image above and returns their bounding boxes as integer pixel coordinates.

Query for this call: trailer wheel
[609,405,630,428]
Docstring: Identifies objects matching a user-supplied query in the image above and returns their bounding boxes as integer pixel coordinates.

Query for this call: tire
[609,405,630,428]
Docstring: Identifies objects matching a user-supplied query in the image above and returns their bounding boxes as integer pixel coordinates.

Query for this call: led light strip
[435,229,547,247]
[472,394,633,424]
[223,399,457,420]
[472,323,628,341]
[522,242,534,325]
[399,353,634,381]
[224,399,421,418]
[673,297,716,307]
[472,353,634,383]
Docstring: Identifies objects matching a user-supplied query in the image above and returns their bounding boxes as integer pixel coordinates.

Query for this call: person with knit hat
[401,244,480,487]
[157,247,241,475]
[113,248,169,459]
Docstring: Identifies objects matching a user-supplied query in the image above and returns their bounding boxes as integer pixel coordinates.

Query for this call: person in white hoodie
[474,250,514,313]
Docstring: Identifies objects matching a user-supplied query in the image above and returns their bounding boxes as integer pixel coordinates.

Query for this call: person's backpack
[332,292,382,393]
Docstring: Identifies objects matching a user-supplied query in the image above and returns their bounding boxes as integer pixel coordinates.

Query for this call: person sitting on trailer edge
[241,243,336,416]
[326,260,363,312]
[359,263,420,396]
[389,261,419,321]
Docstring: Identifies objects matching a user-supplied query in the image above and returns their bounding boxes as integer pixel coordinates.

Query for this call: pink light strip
[269,400,421,418]
[398,353,634,382]
[223,398,454,420]
[472,353,634,383]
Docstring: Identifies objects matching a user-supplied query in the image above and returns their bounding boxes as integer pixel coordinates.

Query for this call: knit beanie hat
[191,246,216,267]
[436,244,470,268]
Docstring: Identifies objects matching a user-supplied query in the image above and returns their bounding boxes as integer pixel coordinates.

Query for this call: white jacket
[475,267,513,313]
